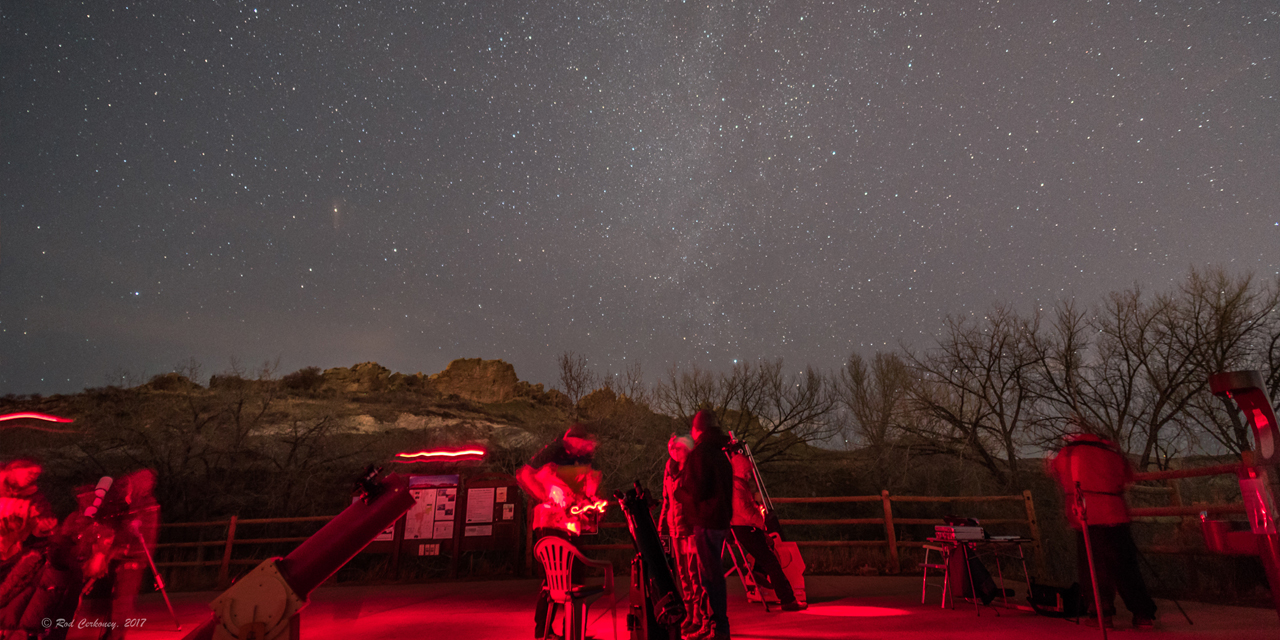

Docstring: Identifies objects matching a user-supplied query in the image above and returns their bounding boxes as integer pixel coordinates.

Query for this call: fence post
[525,503,535,577]
[881,490,900,574]
[1022,490,1047,578]
[217,515,238,588]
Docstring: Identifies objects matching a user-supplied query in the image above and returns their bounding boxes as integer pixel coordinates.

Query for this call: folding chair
[535,536,616,640]
[920,544,952,607]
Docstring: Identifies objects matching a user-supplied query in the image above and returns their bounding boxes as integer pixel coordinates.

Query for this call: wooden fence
[539,490,1045,577]
[151,455,1269,589]
[155,515,335,587]
[770,489,1046,576]
[1128,457,1255,555]
[160,490,1045,587]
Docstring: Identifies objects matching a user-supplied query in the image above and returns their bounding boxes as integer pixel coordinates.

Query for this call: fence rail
[154,457,1267,587]
[770,489,1046,575]
[163,490,1046,585]
[155,514,337,586]
[1126,455,1261,556]
[560,490,1045,576]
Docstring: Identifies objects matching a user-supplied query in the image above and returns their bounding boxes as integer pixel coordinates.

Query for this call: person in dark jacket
[676,411,734,640]
[1049,431,1156,630]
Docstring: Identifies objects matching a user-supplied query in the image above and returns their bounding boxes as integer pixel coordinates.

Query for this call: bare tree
[905,305,1041,488]
[557,351,599,404]
[837,351,915,450]
[1029,269,1279,467]
[608,360,652,407]
[744,360,841,463]
[1024,299,1092,443]
[654,359,838,464]
[653,363,720,418]
[834,351,918,489]
[1172,269,1280,457]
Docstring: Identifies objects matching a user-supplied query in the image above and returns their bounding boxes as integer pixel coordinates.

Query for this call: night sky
[2,1,1278,395]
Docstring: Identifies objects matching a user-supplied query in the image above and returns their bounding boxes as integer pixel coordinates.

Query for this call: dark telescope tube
[276,472,415,596]
[616,483,685,626]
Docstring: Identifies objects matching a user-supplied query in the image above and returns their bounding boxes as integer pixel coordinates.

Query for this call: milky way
[3,1,1278,394]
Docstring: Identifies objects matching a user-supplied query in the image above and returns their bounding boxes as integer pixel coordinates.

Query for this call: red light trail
[0,412,76,432]
[0,412,73,423]
[394,448,486,462]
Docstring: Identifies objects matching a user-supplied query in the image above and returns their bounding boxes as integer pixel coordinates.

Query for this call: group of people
[658,410,802,640]
[521,411,1162,637]
[0,459,159,640]
[520,411,800,640]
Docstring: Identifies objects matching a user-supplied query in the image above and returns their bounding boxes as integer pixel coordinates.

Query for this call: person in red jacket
[728,450,800,610]
[1049,431,1156,630]
[675,411,734,640]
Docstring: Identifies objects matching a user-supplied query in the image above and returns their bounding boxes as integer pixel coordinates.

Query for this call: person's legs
[675,536,708,636]
[1077,530,1116,617]
[108,564,145,639]
[693,528,729,638]
[730,527,795,604]
[1108,525,1156,623]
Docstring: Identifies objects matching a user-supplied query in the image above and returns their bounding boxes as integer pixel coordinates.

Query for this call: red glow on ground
[803,600,911,618]
[394,448,486,462]
[0,412,73,423]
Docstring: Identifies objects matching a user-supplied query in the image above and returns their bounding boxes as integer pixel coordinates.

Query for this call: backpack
[1028,580,1084,618]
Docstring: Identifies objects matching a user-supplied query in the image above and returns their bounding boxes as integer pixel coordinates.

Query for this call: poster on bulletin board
[466,487,495,524]
[406,488,437,540]
[433,488,457,538]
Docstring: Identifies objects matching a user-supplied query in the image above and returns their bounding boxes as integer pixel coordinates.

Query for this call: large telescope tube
[277,472,414,595]
[182,470,416,640]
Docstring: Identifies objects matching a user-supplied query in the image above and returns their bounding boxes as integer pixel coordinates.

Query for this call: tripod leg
[1077,485,1108,640]
[133,525,182,630]
[1135,548,1192,625]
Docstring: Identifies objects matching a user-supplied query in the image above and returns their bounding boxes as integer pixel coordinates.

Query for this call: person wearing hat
[676,411,735,640]
[659,433,710,639]
[518,424,603,638]
[1049,430,1156,630]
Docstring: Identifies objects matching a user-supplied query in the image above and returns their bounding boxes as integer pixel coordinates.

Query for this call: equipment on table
[934,525,985,541]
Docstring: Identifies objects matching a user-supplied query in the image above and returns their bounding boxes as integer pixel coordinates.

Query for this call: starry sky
[2,1,1278,395]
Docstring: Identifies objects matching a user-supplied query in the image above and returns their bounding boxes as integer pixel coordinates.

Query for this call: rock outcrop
[321,362,430,394]
[429,358,546,404]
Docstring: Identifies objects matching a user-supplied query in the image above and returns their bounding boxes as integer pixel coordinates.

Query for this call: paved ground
[65,575,1278,640]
